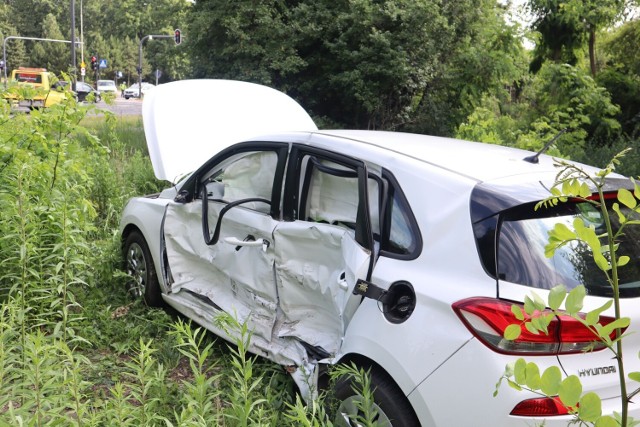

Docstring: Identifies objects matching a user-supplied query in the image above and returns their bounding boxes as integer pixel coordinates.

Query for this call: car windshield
[98,81,115,88]
[496,199,640,298]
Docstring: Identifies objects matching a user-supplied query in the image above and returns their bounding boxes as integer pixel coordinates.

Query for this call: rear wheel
[123,230,163,306]
[332,365,419,427]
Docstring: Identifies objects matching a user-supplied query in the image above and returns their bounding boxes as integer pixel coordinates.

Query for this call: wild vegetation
[0,100,376,425]
[1,0,640,425]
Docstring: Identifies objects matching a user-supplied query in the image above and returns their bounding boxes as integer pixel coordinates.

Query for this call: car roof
[296,129,602,183]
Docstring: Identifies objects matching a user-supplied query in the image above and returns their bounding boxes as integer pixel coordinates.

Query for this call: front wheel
[332,364,419,427]
[123,230,163,306]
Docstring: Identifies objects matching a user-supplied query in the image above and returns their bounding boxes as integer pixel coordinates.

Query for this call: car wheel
[332,365,419,427]
[123,230,163,306]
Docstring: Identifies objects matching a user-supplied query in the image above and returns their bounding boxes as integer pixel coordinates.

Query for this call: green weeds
[0,101,381,426]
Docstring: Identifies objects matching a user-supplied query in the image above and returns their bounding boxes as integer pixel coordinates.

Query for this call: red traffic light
[174,29,181,45]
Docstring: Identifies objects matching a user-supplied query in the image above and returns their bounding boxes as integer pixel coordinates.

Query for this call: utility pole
[70,0,76,90]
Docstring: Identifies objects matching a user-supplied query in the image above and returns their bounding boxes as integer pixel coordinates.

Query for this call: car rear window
[496,200,640,298]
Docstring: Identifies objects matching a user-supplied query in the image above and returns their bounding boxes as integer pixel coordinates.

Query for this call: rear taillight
[510,396,570,417]
[452,297,623,355]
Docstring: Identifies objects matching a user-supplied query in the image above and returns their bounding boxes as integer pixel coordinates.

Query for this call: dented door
[272,147,376,358]
[163,147,286,344]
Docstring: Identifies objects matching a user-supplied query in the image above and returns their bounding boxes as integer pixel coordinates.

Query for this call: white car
[97,79,117,94]
[119,79,640,426]
[123,82,154,99]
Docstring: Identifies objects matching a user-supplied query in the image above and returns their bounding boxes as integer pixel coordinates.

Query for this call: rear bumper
[408,337,640,426]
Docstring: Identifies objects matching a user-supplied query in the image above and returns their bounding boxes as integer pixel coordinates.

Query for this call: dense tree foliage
[528,0,631,76]
[0,0,639,160]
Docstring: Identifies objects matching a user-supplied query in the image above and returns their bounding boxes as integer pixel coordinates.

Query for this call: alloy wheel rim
[126,242,147,297]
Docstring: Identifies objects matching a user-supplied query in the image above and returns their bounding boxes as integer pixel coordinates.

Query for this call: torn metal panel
[274,221,370,356]
[164,201,279,344]
[163,292,311,367]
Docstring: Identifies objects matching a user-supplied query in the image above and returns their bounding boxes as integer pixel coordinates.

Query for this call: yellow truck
[4,67,68,108]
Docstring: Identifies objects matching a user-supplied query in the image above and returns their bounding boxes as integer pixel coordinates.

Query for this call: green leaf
[594,252,611,271]
[531,292,546,310]
[600,317,630,338]
[525,322,541,335]
[585,300,613,326]
[558,375,582,408]
[618,255,630,267]
[565,285,586,314]
[551,222,576,241]
[548,285,567,311]
[578,182,591,198]
[578,392,602,422]
[511,305,524,321]
[628,372,640,383]
[525,362,541,390]
[634,180,640,200]
[504,324,521,340]
[506,379,522,391]
[595,415,618,427]
[618,188,637,209]
[540,366,562,396]
[523,296,536,316]
[612,203,626,224]
[513,358,527,384]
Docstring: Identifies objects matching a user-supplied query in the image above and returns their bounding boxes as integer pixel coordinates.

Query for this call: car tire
[332,365,419,427]
[123,230,163,307]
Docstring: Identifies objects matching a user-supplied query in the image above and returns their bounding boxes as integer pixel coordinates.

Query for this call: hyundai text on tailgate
[119,79,640,426]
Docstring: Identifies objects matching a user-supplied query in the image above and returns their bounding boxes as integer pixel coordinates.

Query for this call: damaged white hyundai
[119,79,640,426]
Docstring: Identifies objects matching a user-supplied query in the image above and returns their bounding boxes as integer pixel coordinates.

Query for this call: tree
[30,14,69,74]
[528,0,630,76]
[406,0,528,136]
[188,0,303,85]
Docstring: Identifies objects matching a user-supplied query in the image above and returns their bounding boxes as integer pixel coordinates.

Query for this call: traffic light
[174,29,181,45]
[90,55,97,71]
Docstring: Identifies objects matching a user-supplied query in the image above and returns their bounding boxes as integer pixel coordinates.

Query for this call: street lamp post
[138,34,174,99]
[80,0,84,82]
[70,0,76,89]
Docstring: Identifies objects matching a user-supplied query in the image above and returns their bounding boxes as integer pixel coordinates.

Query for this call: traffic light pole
[2,36,83,88]
[138,32,180,99]
[138,34,172,99]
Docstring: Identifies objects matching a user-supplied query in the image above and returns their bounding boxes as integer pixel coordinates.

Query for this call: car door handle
[224,237,271,252]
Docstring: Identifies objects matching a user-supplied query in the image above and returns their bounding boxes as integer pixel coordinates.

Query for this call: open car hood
[142,79,317,183]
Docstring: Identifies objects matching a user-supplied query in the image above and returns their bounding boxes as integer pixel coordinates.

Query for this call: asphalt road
[96,96,142,116]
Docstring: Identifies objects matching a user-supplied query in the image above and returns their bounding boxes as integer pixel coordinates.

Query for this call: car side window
[297,156,382,242]
[304,160,358,227]
[387,194,415,254]
[380,173,421,258]
[203,150,278,213]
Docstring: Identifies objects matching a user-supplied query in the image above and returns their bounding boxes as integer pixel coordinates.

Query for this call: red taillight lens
[452,297,622,355]
[511,396,570,417]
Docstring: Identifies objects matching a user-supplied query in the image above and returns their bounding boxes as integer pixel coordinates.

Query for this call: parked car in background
[97,80,117,95]
[120,79,640,426]
[75,81,101,102]
[123,82,154,99]
[54,81,100,103]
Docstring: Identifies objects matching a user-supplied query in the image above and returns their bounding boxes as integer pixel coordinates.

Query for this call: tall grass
[0,100,375,426]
